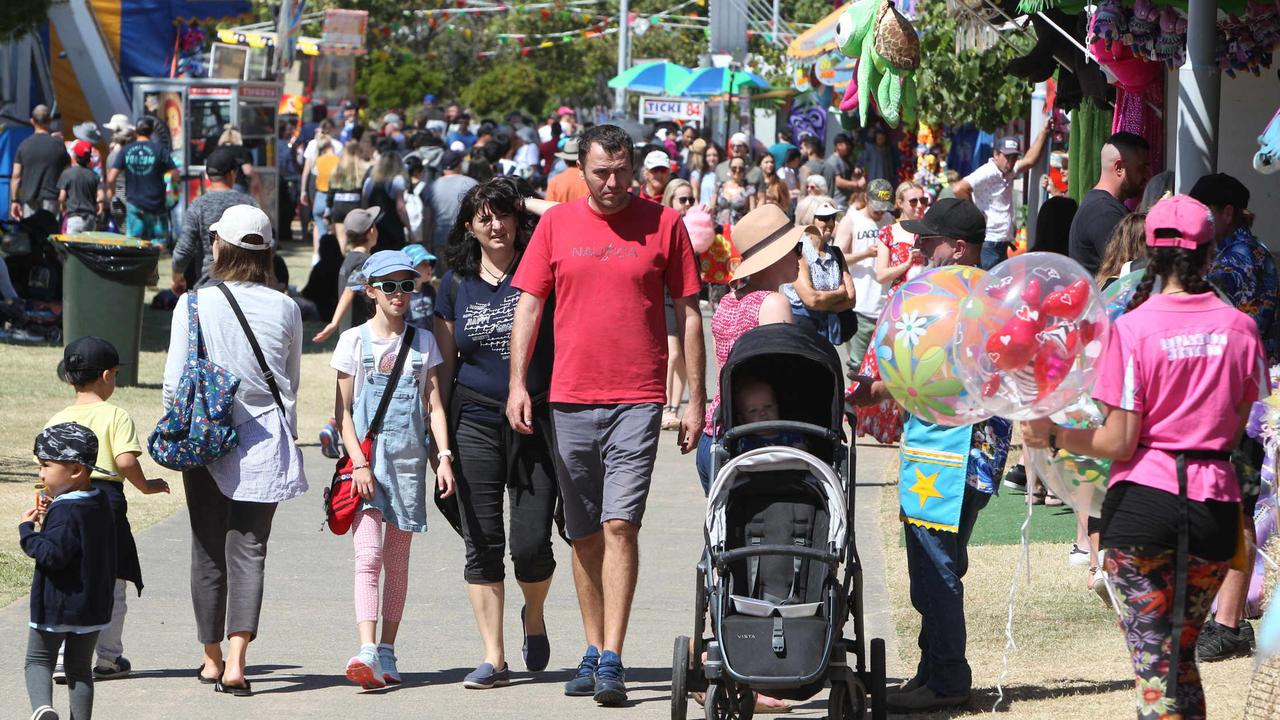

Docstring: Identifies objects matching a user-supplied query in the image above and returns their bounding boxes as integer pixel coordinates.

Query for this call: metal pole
[772,0,779,41]
[614,0,630,116]
[1175,0,1219,191]
[1026,81,1047,245]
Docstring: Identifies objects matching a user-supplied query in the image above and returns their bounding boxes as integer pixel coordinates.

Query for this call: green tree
[915,2,1032,131]
[1,0,51,41]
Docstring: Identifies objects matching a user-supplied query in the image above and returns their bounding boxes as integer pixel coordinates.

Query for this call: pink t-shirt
[1092,292,1268,502]
[513,196,702,405]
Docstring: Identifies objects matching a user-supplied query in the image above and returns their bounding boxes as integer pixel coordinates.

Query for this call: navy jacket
[19,490,116,628]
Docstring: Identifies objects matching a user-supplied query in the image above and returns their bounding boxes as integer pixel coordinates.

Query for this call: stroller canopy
[718,323,845,436]
[707,446,848,554]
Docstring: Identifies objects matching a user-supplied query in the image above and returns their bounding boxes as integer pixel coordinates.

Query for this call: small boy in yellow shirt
[46,336,169,680]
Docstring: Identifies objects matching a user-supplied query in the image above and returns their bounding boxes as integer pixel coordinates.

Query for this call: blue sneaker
[593,651,627,706]
[463,662,510,689]
[564,646,599,696]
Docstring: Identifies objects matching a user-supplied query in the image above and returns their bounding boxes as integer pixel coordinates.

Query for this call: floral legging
[1106,548,1229,720]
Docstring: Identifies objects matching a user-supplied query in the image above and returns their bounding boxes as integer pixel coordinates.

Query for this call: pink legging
[352,508,414,624]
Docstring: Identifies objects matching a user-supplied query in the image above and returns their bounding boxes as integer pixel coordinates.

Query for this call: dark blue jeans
[695,433,714,496]
[903,484,991,697]
[980,241,1009,270]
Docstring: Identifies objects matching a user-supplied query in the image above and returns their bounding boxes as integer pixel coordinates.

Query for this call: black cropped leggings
[453,412,557,585]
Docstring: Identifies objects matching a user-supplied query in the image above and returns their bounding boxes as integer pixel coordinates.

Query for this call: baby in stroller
[733,377,806,453]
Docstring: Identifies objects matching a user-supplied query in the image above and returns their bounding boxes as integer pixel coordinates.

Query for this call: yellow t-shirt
[314,154,339,193]
[44,402,142,481]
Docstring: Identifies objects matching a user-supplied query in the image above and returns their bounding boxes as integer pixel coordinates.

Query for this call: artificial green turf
[897,486,1082,547]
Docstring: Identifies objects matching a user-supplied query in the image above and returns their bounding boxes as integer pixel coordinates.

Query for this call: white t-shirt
[304,137,344,165]
[839,211,893,317]
[330,324,443,402]
[962,159,1013,244]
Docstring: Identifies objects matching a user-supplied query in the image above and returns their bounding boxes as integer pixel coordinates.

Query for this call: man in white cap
[637,150,671,203]
[545,138,589,203]
[952,122,1051,269]
[714,131,766,192]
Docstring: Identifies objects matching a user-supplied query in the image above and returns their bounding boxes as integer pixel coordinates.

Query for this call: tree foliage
[915,2,1032,131]
[1,0,52,41]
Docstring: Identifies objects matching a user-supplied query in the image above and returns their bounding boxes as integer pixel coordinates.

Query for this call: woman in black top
[433,178,559,688]
[361,145,409,251]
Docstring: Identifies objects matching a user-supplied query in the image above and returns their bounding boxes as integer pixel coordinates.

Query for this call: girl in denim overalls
[331,250,456,689]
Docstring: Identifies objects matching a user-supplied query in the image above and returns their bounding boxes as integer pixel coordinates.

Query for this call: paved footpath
[1,437,899,719]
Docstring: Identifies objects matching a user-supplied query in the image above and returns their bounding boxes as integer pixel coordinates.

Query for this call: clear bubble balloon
[873,265,992,427]
[952,252,1111,421]
[1102,268,1145,321]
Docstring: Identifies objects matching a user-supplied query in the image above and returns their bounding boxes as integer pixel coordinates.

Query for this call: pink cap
[71,139,93,160]
[1146,195,1214,250]
[557,105,575,116]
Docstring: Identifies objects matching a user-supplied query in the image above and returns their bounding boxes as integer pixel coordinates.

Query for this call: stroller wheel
[828,678,864,720]
[704,682,754,720]
[672,636,691,720]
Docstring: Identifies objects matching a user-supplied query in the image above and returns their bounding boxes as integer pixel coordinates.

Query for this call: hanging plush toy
[834,0,920,127]
[1089,0,1127,49]
[1124,0,1158,57]
[1152,7,1188,68]
[1254,106,1280,174]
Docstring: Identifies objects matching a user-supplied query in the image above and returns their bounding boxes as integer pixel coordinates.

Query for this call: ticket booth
[129,77,281,225]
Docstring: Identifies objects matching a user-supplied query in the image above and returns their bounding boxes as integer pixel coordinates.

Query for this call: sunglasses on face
[731,165,746,172]
[370,279,416,294]
[907,196,930,207]
[675,196,695,205]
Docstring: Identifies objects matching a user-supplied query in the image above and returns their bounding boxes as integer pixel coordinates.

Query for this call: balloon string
[993,467,1036,714]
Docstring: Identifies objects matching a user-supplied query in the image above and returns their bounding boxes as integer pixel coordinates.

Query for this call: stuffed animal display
[834,0,920,127]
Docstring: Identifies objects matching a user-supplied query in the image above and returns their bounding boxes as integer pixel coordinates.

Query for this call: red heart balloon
[986,316,1041,370]
[1042,279,1091,321]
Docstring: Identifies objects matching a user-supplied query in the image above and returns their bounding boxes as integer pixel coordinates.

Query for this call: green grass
[968,485,1080,546]
[0,241,337,606]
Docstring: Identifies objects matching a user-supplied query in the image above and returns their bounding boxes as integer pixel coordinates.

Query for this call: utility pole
[614,0,630,116]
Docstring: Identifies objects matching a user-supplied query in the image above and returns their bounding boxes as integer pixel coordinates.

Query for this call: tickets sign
[639,97,705,124]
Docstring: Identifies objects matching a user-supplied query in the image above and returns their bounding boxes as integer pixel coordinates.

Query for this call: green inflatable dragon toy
[834,0,921,127]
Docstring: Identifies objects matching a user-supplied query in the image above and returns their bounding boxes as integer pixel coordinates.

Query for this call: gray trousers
[27,627,98,719]
[183,467,277,645]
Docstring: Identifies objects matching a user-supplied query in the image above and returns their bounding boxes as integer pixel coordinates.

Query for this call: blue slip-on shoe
[522,606,550,672]
[564,646,599,696]
[593,651,628,706]
[463,662,511,689]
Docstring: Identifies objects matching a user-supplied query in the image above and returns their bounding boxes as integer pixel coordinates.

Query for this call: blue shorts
[126,205,170,246]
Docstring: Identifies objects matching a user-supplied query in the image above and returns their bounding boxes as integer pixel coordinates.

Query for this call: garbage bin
[52,233,161,386]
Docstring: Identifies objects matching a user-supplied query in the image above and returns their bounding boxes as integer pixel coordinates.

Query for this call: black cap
[440,150,464,171]
[34,422,115,476]
[135,115,157,135]
[1189,173,1249,212]
[205,146,239,177]
[343,99,359,110]
[63,336,120,374]
[901,197,986,245]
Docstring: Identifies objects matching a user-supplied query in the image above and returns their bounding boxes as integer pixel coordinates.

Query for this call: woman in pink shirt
[1024,195,1267,720]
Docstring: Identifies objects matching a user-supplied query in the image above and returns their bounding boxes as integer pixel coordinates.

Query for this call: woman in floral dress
[854,182,930,443]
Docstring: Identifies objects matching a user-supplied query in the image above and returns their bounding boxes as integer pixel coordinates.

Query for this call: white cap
[730,132,751,147]
[103,113,133,133]
[813,200,839,218]
[210,205,274,250]
[449,140,467,153]
[643,150,671,171]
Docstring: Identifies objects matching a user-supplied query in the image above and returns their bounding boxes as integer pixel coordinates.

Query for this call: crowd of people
[11,91,1280,720]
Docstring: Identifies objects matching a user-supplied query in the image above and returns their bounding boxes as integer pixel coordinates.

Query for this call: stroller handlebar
[721,421,843,446]
[713,544,840,571]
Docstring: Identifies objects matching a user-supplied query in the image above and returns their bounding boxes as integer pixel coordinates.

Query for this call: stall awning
[786,3,850,62]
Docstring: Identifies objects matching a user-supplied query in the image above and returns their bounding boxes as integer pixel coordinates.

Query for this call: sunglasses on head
[370,279,416,294]
[907,196,931,207]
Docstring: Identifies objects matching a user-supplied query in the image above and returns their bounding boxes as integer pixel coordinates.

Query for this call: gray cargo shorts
[550,403,663,539]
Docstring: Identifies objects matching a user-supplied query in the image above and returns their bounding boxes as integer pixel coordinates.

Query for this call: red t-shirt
[514,196,702,405]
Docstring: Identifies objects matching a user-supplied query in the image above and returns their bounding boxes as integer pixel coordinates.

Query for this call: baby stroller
[672,323,886,720]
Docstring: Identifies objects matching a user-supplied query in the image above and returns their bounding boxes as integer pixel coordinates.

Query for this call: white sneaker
[378,644,402,685]
[1068,543,1090,566]
[345,645,386,689]
[52,662,66,685]
[31,706,59,720]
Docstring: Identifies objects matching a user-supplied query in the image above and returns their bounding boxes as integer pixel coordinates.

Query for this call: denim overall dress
[355,325,429,532]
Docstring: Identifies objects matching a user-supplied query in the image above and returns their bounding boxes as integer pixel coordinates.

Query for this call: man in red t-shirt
[508,124,704,706]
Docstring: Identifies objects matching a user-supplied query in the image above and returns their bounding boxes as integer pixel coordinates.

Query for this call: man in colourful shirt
[1191,172,1277,662]
[850,198,1012,712]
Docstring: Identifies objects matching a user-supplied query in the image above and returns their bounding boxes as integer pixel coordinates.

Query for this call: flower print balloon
[873,265,991,426]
